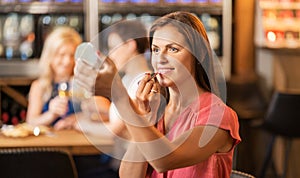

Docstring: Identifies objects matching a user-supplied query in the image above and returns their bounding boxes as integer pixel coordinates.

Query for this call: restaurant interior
[0,0,300,178]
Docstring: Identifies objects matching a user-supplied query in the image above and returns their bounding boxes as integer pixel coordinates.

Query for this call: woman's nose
[157,51,168,63]
[62,55,73,65]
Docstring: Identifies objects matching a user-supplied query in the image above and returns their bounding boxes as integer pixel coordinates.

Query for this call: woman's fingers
[136,73,162,98]
[74,56,121,99]
[49,97,69,116]
[74,58,96,75]
[136,73,150,95]
[99,56,117,73]
[134,73,162,116]
[150,82,159,95]
[74,58,97,92]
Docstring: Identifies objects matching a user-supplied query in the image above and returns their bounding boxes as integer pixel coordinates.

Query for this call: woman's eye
[169,47,179,52]
[152,48,160,54]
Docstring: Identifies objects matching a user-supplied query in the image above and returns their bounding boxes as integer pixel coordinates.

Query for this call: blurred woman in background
[26,26,110,130]
[26,25,116,178]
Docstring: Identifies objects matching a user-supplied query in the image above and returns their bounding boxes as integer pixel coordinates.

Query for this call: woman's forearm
[26,111,58,126]
[119,142,148,178]
[119,161,148,178]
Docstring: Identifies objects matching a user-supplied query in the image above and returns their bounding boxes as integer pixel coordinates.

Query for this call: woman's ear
[126,39,137,52]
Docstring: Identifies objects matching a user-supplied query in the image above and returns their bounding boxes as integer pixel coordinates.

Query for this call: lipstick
[138,72,158,85]
[149,72,158,81]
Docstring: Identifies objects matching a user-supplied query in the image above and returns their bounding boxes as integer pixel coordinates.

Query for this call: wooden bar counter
[0,129,114,155]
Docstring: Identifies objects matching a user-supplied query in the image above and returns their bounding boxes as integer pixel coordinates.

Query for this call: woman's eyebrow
[151,44,159,48]
[166,43,184,49]
[152,42,184,48]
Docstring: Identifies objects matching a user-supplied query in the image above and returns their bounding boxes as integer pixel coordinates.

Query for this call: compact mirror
[74,42,103,67]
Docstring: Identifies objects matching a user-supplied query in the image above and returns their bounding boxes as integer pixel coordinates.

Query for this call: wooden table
[0,129,114,155]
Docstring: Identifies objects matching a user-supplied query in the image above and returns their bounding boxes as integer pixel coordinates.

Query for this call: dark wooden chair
[231,170,256,178]
[259,91,300,178]
[0,147,78,178]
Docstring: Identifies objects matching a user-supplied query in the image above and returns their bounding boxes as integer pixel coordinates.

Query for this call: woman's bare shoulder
[29,80,44,95]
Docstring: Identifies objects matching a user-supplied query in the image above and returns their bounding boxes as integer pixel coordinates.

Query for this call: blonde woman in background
[26,26,110,130]
[26,26,118,178]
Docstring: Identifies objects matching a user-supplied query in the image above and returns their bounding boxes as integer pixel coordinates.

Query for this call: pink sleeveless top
[150,92,241,178]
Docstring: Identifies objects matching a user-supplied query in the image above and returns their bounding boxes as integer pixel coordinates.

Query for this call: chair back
[231,170,255,178]
[263,92,300,138]
[0,147,78,178]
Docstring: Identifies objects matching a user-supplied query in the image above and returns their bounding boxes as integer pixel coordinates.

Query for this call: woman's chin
[158,78,172,88]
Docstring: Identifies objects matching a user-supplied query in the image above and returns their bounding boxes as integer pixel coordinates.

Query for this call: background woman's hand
[48,96,68,116]
[53,115,76,130]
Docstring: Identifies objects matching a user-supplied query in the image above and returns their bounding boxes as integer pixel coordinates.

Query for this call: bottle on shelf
[1,97,10,125]
[1,13,35,60]
[195,0,209,3]
[9,102,22,125]
[19,0,33,2]
[1,0,17,4]
[200,13,222,55]
[3,13,20,60]
[1,96,26,125]
[19,14,35,60]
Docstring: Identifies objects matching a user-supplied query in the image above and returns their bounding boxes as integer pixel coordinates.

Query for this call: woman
[26,26,110,130]
[74,11,240,178]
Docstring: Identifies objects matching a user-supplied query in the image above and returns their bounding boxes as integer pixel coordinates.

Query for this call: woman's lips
[157,68,175,74]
